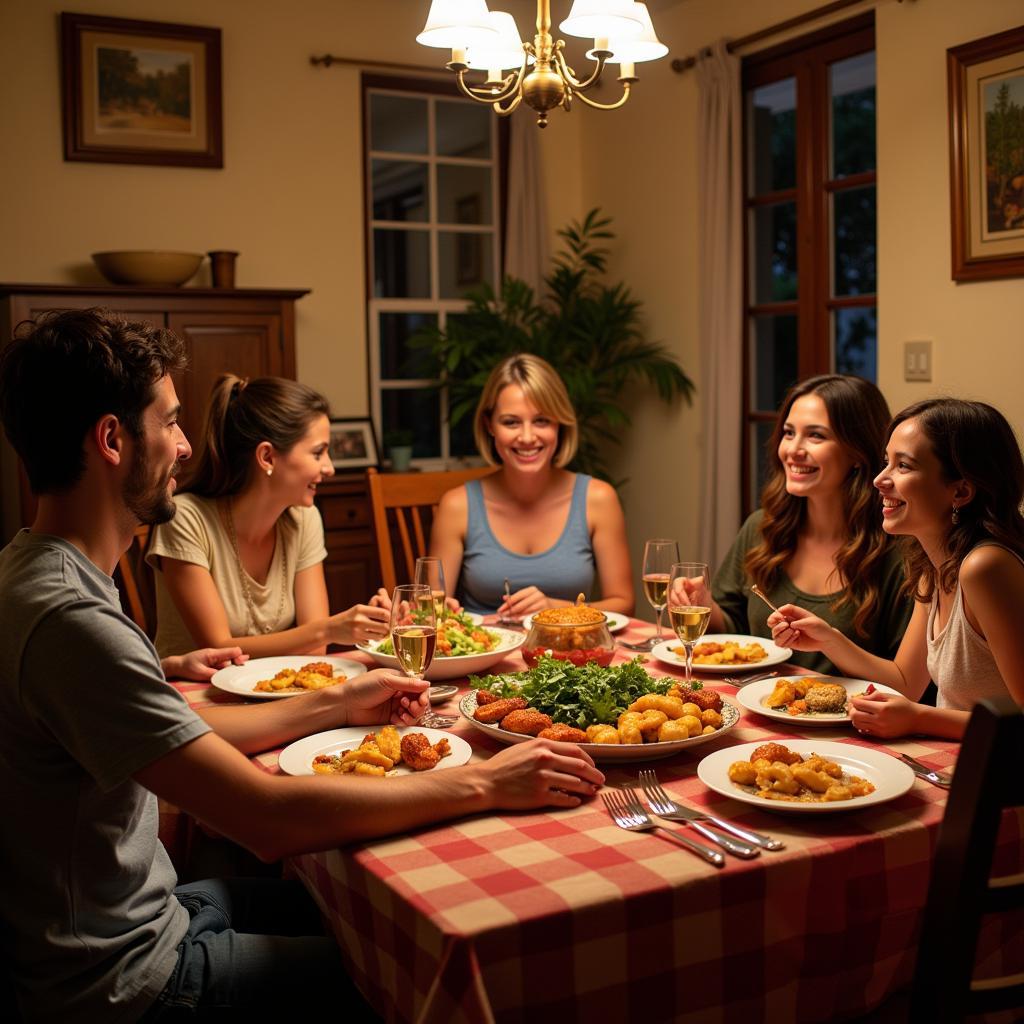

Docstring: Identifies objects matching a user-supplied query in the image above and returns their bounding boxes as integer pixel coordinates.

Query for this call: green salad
[470,655,681,729]
[377,610,500,658]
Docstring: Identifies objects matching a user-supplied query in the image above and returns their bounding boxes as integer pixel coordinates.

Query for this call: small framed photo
[61,12,223,168]
[328,419,379,470]
[948,25,1024,282]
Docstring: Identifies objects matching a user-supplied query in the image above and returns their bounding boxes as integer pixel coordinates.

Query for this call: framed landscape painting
[948,25,1024,281]
[61,12,223,167]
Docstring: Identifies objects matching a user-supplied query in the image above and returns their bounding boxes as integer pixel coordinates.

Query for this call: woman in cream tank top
[764,397,1024,740]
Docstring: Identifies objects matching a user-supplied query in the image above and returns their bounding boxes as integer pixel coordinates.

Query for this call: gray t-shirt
[0,530,211,1022]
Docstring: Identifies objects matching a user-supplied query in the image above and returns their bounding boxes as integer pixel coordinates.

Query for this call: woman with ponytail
[148,375,389,657]
[692,375,911,674]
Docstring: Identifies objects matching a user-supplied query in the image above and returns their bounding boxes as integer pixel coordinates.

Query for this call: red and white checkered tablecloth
[168,620,1024,1023]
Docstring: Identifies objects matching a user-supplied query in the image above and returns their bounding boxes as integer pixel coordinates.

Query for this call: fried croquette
[473,697,528,723]
[585,724,620,744]
[749,742,803,765]
[617,711,644,744]
[537,724,589,743]
[500,709,553,735]
[804,683,849,713]
[672,687,723,714]
[300,662,334,678]
[400,733,451,771]
[475,689,500,705]
[628,693,687,719]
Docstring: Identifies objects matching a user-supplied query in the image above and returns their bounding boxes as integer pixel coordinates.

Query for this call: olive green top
[713,510,912,675]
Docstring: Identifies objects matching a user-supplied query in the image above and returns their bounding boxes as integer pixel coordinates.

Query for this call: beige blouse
[147,493,327,657]
[926,542,1024,711]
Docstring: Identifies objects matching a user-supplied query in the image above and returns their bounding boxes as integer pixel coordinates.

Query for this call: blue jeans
[139,878,379,1021]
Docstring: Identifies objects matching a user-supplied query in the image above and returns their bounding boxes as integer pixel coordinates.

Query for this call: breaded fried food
[585,724,620,744]
[672,687,723,714]
[300,662,334,678]
[638,709,668,739]
[538,724,589,743]
[500,709,553,735]
[342,745,393,769]
[749,742,803,765]
[292,670,336,690]
[804,683,848,713]
[474,696,528,723]
[371,725,402,764]
[617,711,644,744]
[400,733,441,771]
[628,693,687,719]
[475,689,500,705]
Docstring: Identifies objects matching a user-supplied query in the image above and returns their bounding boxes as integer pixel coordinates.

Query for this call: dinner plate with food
[522,610,630,634]
[698,739,915,813]
[651,633,792,674]
[458,655,740,762]
[358,614,525,680]
[278,724,472,777]
[211,655,366,700]
[736,676,902,726]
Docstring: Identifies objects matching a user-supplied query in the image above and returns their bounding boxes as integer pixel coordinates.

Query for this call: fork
[600,788,725,867]
[638,770,785,851]
[418,709,458,728]
[720,669,780,687]
[898,753,953,788]
[618,636,658,652]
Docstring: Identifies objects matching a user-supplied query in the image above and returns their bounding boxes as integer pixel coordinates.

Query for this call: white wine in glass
[389,584,437,724]
[414,557,447,621]
[639,539,680,650]
[668,562,711,685]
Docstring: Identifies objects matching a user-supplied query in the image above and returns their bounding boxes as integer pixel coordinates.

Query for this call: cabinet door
[167,312,283,447]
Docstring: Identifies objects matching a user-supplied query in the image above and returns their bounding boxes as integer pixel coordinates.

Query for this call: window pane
[379,312,439,379]
[834,306,877,380]
[831,52,876,178]
[750,202,797,303]
[373,229,430,298]
[372,160,427,222]
[749,420,776,503]
[833,185,876,296]
[747,78,796,193]
[369,94,427,154]
[438,167,492,225]
[436,100,491,158]
[381,387,441,458]
[750,314,798,411]
[438,231,494,297]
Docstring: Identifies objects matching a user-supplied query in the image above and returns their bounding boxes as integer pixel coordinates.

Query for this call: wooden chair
[367,466,494,594]
[114,524,155,637]
[909,696,1024,1021]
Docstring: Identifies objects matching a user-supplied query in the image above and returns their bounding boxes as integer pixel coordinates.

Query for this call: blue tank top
[458,474,597,614]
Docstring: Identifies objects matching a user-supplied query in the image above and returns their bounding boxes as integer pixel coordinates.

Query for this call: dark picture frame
[948,24,1024,282]
[61,12,223,168]
[328,418,379,470]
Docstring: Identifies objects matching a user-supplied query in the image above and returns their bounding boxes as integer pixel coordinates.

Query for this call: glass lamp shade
[465,11,530,70]
[559,0,644,40]
[416,0,498,49]
[592,2,667,63]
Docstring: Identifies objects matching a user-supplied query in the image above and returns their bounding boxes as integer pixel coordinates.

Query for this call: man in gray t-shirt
[0,311,604,1021]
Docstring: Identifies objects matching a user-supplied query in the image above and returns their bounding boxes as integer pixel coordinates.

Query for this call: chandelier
[416,0,667,127]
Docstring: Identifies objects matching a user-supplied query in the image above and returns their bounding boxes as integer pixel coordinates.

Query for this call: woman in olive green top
[698,375,911,675]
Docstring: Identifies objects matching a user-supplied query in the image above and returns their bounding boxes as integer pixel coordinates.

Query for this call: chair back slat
[367,466,494,594]
[114,524,154,636]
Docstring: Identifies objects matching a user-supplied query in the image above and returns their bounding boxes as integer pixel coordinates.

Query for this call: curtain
[503,107,549,298]
[696,40,744,567]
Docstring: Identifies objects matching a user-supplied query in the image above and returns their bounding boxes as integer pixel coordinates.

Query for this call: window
[742,15,876,508]
[363,75,506,466]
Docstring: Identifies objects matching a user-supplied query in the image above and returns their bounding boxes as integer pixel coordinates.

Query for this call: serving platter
[736,676,902,727]
[210,655,366,700]
[651,633,792,674]
[357,626,525,681]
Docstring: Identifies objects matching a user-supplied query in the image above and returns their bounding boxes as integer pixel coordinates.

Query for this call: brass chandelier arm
[492,92,523,116]
[454,63,526,105]
[553,47,608,93]
[571,81,632,111]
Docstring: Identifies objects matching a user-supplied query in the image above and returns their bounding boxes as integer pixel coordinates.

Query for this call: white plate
[651,633,792,674]
[429,684,459,703]
[210,656,366,700]
[463,612,484,625]
[697,739,915,813]
[522,611,630,634]
[278,726,472,777]
[458,690,741,763]
[736,676,902,727]
[357,626,525,681]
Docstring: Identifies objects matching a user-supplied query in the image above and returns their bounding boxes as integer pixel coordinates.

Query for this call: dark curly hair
[0,308,186,494]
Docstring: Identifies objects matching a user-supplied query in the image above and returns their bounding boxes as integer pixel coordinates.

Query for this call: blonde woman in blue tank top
[431,354,634,619]
[767,399,1024,740]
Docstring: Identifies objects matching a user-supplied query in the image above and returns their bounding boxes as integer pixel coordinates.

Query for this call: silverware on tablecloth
[601,788,725,868]
[498,578,523,628]
[720,669,780,687]
[898,753,952,788]
[618,636,658,652]
[638,770,784,852]
[418,708,459,728]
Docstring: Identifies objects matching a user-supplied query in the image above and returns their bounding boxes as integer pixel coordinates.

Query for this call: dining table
[165,618,1024,1023]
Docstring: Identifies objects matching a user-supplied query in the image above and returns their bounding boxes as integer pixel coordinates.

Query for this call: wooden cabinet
[315,472,382,612]
[0,283,308,542]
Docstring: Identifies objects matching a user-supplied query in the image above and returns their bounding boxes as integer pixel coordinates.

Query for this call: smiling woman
[147,375,391,658]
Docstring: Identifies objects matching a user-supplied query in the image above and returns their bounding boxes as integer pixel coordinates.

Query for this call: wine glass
[414,557,447,622]
[388,584,450,727]
[633,539,679,651]
[668,562,711,686]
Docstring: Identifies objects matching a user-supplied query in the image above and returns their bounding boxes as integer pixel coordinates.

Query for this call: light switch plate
[905,340,932,382]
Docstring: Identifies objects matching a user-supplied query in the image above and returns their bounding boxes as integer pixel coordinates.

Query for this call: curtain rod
[671,0,906,73]
[310,54,450,76]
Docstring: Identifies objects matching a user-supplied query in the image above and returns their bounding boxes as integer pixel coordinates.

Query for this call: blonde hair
[473,354,578,468]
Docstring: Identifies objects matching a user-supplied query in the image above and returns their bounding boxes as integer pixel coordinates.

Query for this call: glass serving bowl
[522,601,615,668]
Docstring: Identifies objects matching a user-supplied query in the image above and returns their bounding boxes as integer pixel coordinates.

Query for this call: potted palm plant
[412,209,694,481]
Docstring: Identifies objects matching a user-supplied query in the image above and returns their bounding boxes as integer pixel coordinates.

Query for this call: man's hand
[340,669,431,727]
[478,738,605,809]
[162,647,247,681]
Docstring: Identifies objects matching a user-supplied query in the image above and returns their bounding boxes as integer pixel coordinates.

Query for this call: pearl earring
[266,468,273,478]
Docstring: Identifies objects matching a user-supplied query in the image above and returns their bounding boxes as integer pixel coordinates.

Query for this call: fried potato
[373,726,402,764]
[680,714,703,738]
[617,711,644,744]
[342,745,394,770]
[586,724,620,744]
[657,719,690,742]
[638,710,668,739]
[628,694,687,719]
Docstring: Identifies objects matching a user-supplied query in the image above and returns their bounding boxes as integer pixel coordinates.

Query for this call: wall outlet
[904,340,932,382]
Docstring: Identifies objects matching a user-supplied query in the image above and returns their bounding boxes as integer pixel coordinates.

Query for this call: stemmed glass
[388,584,453,728]
[627,539,680,651]
[668,562,711,686]
[414,557,447,622]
